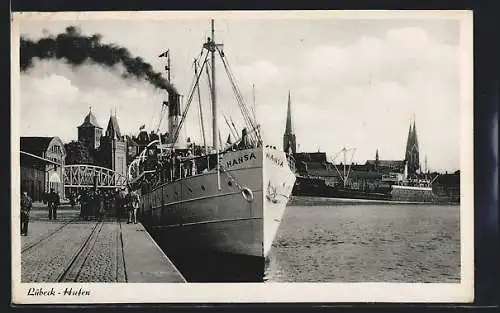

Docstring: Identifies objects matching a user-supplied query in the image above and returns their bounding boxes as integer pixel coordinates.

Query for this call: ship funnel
[167,90,183,148]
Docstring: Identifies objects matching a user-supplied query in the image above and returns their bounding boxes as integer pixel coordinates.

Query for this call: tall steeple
[285,91,294,134]
[412,119,419,151]
[405,121,413,157]
[411,118,420,173]
[404,116,420,176]
[283,91,296,154]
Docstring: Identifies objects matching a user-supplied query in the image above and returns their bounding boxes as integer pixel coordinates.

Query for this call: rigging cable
[217,47,261,145]
[223,114,239,141]
[194,58,207,150]
[170,50,210,146]
[220,48,258,133]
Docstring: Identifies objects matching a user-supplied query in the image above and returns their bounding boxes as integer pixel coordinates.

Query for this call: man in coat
[47,188,60,220]
[127,190,140,224]
[21,191,32,236]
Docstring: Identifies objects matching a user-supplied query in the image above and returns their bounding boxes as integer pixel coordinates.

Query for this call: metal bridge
[63,164,128,189]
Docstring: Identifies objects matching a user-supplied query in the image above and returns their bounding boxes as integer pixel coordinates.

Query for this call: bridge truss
[63,164,128,189]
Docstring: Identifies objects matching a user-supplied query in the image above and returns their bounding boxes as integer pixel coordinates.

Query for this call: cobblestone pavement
[77,221,126,282]
[21,221,97,282]
[21,222,66,251]
[21,218,183,283]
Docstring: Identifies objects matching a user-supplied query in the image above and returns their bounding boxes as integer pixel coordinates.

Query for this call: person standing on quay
[20,191,32,236]
[47,188,60,220]
[79,190,89,220]
[117,187,127,221]
[127,190,140,224]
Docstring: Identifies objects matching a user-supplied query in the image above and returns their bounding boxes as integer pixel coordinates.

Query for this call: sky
[17,13,464,172]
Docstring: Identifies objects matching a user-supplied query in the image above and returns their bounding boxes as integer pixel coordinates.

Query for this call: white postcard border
[11,10,474,304]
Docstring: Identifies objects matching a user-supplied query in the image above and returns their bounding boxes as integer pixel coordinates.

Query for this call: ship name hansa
[225,152,257,168]
[265,152,284,167]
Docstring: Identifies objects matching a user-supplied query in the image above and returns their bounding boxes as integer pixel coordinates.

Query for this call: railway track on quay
[57,219,128,283]
[21,218,78,253]
[57,221,104,282]
[21,218,129,283]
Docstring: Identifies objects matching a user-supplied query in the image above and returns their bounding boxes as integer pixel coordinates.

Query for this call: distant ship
[389,177,435,203]
[291,147,438,203]
[127,20,296,281]
[293,175,392,201]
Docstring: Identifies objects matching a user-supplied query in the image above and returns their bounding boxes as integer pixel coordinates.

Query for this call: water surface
[266,204,460,282]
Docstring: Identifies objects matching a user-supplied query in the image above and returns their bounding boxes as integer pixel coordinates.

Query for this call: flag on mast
[159,50,169,58]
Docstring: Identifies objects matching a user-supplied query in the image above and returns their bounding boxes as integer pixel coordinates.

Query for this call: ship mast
[211,19,218,150]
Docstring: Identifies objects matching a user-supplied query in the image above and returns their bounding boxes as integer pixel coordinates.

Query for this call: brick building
[98,114,128,181]
[76,110,128,181]
[77,108,102,151]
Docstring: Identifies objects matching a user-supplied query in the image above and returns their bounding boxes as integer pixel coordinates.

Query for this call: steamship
[127,20,296,281]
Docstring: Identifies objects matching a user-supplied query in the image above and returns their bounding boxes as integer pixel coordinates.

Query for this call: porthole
[201,185,206,191]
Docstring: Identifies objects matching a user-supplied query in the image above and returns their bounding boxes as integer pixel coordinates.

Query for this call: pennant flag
[139,124,146,130]
[159,49,169,58]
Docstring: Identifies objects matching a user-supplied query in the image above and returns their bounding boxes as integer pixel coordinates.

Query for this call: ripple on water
[267,204,460,283]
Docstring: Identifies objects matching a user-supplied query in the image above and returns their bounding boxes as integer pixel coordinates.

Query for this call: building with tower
[364,148,405,174]
[405,119,420,176]
[283,91,296,155]
[77,108,102,151]
[98,113,128,181]
[74,109,128,181]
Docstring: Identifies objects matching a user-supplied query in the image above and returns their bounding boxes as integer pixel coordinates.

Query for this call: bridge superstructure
[63,164,128,189]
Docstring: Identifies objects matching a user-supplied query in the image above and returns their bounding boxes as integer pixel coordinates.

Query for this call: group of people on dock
[72,188,140,224]
[20,187,142,237]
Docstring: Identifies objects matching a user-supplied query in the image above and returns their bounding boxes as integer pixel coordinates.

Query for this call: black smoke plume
[20,26,177,94]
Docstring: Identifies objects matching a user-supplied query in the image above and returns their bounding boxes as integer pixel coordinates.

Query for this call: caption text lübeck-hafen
[27,287,90,296]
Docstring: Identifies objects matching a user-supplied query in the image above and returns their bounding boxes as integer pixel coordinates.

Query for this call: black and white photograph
[11,11,473,303]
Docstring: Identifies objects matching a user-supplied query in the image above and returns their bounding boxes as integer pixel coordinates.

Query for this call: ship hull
[263,148,296,258]
[292,176,392,201]
[138,147,295,281]
[390,185,434,202]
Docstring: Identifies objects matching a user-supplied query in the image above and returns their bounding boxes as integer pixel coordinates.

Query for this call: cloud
[233,60,290,87]
[253,26,460,171]
[20,59,165,142]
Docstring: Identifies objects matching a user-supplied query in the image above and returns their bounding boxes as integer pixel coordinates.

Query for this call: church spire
[285,90,294,134]
[405,120,413,153]
[405,116,420,176]
[412,119,418,148]
[412,118,420,173]
[283,90,297,154]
